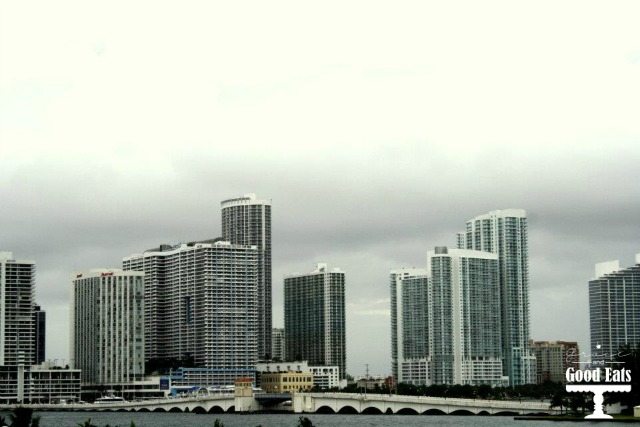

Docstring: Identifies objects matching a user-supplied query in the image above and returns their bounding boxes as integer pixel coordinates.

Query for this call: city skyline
[2,1,640,377]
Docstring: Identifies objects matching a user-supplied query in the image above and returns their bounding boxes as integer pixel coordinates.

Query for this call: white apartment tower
[285,264,346,379]
[390,268,430,385]
[0,252,35,366]
[221,194,272,360]
[70,269,145,385]
[457,209,535,385]
[589,254,640,361]
[428,247,505,386]
[123,240,259,371]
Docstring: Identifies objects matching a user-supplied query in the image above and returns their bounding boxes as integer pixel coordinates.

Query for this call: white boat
[95,395,126,404]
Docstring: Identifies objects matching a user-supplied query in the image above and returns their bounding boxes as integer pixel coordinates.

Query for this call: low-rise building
[161,367,256,394]
[255,361,343,389]
[0,364,81,404]
[530,340,579,383]
[260,371,313,393]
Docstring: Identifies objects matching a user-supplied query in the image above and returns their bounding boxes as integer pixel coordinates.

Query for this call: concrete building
[70,269,145,385]
[256,361,343,390]
[0,364,81,404]
[260,371,313,393]
[390,268,430,385]
[285,264,346,379]
[222,193,272,360]
[429,247,506,386]
[162,367,256,393]
[33,305,46,365]
[271,328,285,362]
[123,240,259,371]
[589,254,640,361]
[530,340,579,384]
[0,252,35,366]
[457,209,536,385]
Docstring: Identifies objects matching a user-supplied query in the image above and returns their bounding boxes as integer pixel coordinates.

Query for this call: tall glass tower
[457,209,535,385]
[284,264,346,379]
[390,268,430,385]
[221,193,272,360]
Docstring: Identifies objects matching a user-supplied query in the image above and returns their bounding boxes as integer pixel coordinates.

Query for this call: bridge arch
[396,407,419,415]
[450,409,474,416]
[478,410,490,416]
[138,408,150,412]
[168,407,183,413]
[152,408,166,412]
[337,405,358,414]
[316,405,336,414]
[227,405,235,413]
[209,405,224,414]
[423,408,445,415]
[362,406,383,414]
[191,406,206,414]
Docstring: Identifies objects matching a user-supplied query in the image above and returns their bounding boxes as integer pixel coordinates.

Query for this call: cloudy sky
[1,1,639,376]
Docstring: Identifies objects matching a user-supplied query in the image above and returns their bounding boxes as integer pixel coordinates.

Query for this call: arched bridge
[1,392,558,415]
[293,393,558,415]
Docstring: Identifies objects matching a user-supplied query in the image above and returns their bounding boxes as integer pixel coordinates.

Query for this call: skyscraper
[589,254,640,361]
[390,268,430,385]
[285,263,346,379]
[272,328,285,362]
[70,269,145,385]
[0,252,35,366]
[457,209,535,385]
[123,240,259,372]
[33,305,46,365]
[429,247,505,386]
[221,194,272,360]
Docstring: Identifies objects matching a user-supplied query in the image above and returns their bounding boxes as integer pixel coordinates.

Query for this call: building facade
[390,268,430,385]
[0,364,81,404]
[272,328,285,361]
[0,252,35,366]
[589,255,640,361]
[70,269,145,385]
[33,305,46,365]
[123,240,259,371]
[260,371,313,393]
[530,340,579,383]
[284,264,346,379]
[256,361,343,390]
[221,193,272,360]
[429,247,506,386]
[457,209,536,385]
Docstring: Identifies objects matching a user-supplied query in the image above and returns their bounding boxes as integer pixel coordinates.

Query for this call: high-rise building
[429,247,505,386]
[70,269,145,385]
[272,328,285,362]
[390,268,430,385]
[221,194,272,360]
[284,263,346,379]
[0,252,35,366]
[123,240,259,372]
[530,340,579,384]
[589,254,640,361]
[457,209,535,385]
[33,305,46,365]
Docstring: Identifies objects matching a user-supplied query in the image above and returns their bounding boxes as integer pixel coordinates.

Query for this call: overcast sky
[1,1,639,376]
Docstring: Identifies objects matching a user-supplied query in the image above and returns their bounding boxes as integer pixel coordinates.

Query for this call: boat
[95,395,126,404]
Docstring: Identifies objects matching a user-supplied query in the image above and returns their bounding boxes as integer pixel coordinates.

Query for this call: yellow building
[260,371,313,393]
